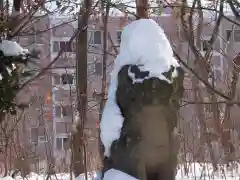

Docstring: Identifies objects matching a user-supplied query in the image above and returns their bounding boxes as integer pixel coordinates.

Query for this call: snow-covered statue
[100,19,184,180]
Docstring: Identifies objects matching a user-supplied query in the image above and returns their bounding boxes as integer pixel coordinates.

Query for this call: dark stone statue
[103,64,184,180]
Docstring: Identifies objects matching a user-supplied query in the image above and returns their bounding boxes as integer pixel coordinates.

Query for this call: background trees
[0,0,239,178]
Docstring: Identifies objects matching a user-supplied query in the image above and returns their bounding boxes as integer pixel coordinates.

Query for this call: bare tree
[72,0,92,176]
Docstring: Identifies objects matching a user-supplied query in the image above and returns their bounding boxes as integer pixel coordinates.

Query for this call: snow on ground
[177,163,240,180]
[100,18,180,157]
[102,163,240,180]
[0,171,98,180]
[3,163,240,180]
[0,40,29,57]
[103,169,138,180]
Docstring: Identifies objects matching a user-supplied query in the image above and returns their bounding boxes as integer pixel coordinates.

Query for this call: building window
[56,122,71,134]
[53,74,74,85]
[89,31,102,45]
[38,114,45,126]
[72,41,76,52]
[62,105,72,117]
[226,30,240,42]
[29,26,44,45]
[95,62,102,75]
[226,30,232,41]
[55,105,72,118]
[202,40,209,52]
[35,34,44,44]
[53,41,73,52]
[55,106,61,117]
[53,74,61,85]
[116,31,122,44]
[211,56,222,68]
[30,127,38,144]
[30,126,47,144]
[61,74,73,84]
[203,97,211,113]
[63,137,70,150]
[60,41,72,52]
[87,63,95,74]
[53,41,59,52]
[56,137,62,150]
[56,137,69,150]
[30,48,41,59]
[214,68,222,81]
[234,30,240,42]
[38,136,47,143]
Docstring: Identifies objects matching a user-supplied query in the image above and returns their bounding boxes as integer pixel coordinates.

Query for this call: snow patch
[0,40,29,81]
[100,95,124,156]
[100,19,179,157]
[72,111,80,133]
[0,40,29,57]
[0,172,98,180]
[103,169,139,180]
[102,163,240,180]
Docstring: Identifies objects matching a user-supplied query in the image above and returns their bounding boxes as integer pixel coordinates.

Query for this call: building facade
[6,10,240,172]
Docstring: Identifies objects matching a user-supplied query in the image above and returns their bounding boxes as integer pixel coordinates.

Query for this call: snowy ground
[2,163,240,180]
[103,163,240,180]
[0,171,99,180]
[176,163,240,180]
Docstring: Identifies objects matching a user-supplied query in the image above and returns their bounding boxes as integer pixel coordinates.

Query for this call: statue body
[103,65,184,180]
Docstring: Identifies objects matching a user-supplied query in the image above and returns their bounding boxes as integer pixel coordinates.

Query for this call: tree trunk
[136,0,149,19]
[99,1,110,168]
[103,65,184,180]
[73,0,91,176]
[221,63,239,163]
[4,146,8,177]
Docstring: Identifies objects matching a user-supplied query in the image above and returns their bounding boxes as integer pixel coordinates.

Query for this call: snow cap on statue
[115,19,180,84]
[120,19,173,59]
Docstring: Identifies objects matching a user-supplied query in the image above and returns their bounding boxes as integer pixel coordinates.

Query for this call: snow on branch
[100,19,180,157]
[0,40,29,57]
[0,40,30,80]
[0,39,32,115]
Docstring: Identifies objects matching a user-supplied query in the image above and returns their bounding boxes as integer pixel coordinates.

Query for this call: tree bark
[221,61,239,163]
[136,0,149,19]
[73,0,91,176]
[99,1,110,168]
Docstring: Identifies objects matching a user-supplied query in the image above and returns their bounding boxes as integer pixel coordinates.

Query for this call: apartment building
[49,16,105,170]
[0,15,55,173]
[4,9,239,172]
